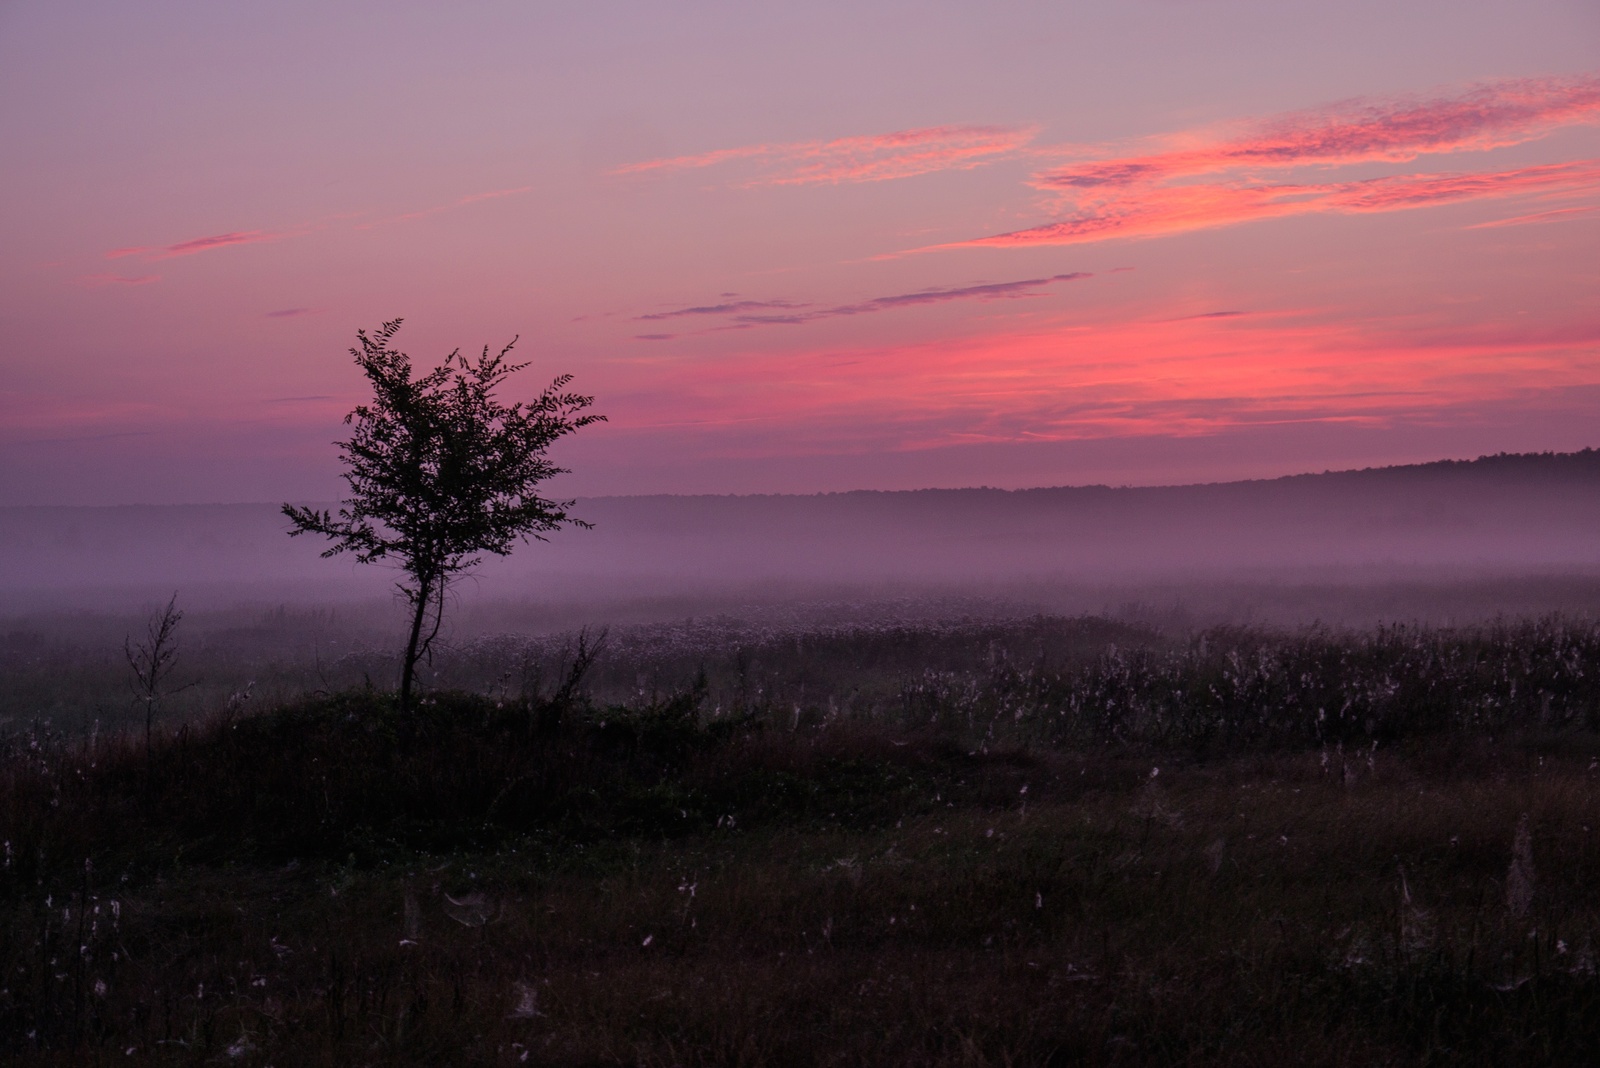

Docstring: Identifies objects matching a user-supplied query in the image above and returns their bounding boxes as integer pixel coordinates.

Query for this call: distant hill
[3,450,1599,608]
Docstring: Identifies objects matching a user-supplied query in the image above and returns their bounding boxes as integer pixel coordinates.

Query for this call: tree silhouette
[284,319,603,708]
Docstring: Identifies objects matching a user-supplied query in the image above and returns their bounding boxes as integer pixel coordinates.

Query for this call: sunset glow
[2,2,1597,503]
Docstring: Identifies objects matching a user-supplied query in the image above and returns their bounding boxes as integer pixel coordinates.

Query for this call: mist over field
[6,450,1600,625]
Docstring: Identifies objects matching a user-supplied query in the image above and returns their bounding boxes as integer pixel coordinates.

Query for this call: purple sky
[2,1,1597,504]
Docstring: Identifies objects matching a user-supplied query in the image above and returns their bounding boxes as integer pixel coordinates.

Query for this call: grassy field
[6,615,1600,1064]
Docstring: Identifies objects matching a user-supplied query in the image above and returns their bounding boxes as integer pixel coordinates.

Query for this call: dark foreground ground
[7,618,1600,1065]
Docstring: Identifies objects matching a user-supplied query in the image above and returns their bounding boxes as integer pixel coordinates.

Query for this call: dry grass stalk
[1507,812,1536,919]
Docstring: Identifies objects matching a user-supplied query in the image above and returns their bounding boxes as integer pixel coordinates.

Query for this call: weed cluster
[454,615,1600,751]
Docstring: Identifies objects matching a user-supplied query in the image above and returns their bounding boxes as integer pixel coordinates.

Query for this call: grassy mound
[4,688,1016,877]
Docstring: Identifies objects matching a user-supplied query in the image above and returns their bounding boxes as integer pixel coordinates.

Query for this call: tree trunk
[400,574,433,710]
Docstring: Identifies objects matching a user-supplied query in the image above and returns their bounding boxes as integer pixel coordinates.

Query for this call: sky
[2,0,1598,505]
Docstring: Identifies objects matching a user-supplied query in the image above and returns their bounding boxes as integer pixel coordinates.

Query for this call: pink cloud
[612,124,1037,186]
[393,185,533,223]
[1464,204,1600,229]
[101,184,531,263]
[613,144,771,176]
[1324,160,1600,211]
[906,75,1600,255]
[156,230,276,258]
[1036,74,1600,191]
[79,273,161,286]
[606,308,1600,453]
[105,229,283,262]
[946,160,1600,248]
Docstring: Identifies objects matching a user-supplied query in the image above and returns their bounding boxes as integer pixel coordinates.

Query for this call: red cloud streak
[608,312,1600,452]
[1036,74,1600,190]
[950,160,1600,248]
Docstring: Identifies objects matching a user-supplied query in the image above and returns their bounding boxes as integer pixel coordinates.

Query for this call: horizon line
[6,447,1597,510]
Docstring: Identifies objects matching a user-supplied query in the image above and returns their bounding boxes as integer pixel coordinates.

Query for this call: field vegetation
[5,612,1600,1064]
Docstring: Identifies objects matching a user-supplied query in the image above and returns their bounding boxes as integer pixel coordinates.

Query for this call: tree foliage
[284,319,603,707]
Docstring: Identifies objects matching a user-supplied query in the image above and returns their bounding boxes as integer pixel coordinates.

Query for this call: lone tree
[284,319,603,708]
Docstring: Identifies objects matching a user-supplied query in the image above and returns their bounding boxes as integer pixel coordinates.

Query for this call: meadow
[5,609,1600,1064]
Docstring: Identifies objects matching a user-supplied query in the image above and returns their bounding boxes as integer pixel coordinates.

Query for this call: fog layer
[4,451,1598,624]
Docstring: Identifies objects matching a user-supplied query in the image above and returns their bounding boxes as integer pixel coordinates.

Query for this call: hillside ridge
[6,448,1598,514]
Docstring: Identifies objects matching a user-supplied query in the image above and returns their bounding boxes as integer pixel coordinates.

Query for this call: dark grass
[7,620,1600,1063]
